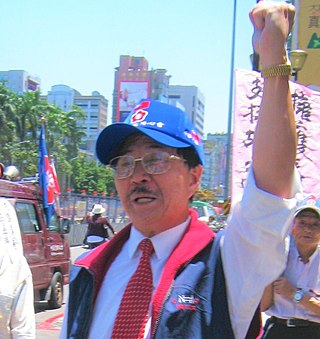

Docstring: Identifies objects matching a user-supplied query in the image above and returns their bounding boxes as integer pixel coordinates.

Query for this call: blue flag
[38,123,55,225]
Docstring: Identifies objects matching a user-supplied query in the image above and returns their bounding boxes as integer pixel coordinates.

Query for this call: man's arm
[221,3,300,338]
[99,216,116,234]
[250,1,296,198]
[106,219,116,234]
[260,283,274,312]
[107,222,116,234]
[273,277,320,316]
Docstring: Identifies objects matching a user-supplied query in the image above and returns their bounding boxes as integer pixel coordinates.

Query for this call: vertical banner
[296,0,320,86]
[0,198,23,254]
[232,69,320,200]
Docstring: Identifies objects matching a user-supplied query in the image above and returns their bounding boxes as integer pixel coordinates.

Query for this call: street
[35,246,86,338]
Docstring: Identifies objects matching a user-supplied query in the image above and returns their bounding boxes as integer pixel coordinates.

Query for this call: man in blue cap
[61,2,300,338]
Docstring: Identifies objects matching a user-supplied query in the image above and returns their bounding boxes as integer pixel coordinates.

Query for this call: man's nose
[131,160,150,182]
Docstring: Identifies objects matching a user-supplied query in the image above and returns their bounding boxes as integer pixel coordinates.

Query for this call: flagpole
[224,0,236,200]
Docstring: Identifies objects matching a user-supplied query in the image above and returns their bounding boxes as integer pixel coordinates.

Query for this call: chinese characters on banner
[0,198,23,254]
[232,69,320,201]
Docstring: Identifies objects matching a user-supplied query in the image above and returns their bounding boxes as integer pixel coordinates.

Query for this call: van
[0,168,71,309]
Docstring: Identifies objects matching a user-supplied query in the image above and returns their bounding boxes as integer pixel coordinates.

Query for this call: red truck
[0,165,71,309]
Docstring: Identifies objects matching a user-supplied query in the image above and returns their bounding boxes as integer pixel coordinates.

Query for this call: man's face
[292,209,320,250]
[113,134,202,236]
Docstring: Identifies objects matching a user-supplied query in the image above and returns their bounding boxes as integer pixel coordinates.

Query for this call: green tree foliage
[0,85,86,178]
[0,85,115,194]
[70,156,115,195]
[0,85,19,162]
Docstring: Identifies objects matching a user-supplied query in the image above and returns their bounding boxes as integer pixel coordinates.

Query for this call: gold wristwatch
[261,64,292,78]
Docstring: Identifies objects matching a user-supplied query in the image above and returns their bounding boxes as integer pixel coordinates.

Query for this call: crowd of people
[1,2,320,339]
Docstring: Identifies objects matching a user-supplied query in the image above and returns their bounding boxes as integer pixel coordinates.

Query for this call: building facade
[112,55,172,123]
[202,133,229,199]
[168,85,205,138]
[0,70,40,94]
[112,55,206,139]
[45,84,108,155]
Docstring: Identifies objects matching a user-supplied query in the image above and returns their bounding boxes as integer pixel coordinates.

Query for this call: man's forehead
[119,133,174,153]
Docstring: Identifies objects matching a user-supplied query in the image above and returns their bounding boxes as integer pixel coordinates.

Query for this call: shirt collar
[291,238,320,264]
[128,217,191,260]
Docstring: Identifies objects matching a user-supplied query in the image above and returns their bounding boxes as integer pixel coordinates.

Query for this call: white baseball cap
[295,195,320,218]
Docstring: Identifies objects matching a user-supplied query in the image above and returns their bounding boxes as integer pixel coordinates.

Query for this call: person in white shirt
[61,2,300,338]
[0,198,35,338]
[261,196,320,338]
[0,248,35,338]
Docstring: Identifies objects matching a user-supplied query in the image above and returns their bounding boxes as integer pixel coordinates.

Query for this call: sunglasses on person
[109,151,186,179]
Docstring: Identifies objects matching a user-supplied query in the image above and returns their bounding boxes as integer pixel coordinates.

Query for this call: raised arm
[250,1,296,198]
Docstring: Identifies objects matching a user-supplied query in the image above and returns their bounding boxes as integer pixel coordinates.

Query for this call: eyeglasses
[109,151,185,179]
[296,219,320,231]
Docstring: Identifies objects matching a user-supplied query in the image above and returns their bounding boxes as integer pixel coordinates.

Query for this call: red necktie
[112,238,154,339]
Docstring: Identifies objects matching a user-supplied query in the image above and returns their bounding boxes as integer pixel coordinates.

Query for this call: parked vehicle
[191,200,217,223]
[191,200,226,233]
[0,164,71,309]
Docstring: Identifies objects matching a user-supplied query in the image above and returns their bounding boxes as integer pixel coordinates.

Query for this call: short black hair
[177,147,202,168]
[296,208,320,219]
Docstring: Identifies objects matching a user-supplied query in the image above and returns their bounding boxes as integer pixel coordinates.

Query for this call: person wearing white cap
[61,2,301,338]
[84,204,116,249]
[261,196,320,338]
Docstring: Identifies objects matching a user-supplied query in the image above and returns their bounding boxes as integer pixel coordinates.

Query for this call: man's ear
[189,164,203,194]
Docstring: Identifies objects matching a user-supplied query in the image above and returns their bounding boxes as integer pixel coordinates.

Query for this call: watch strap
[261,64,292,78]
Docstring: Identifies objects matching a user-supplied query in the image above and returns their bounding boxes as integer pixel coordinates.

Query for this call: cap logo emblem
[131,109,148,124]
[306,197,317,206]
[184,130,201,145]
[131,100,151,124]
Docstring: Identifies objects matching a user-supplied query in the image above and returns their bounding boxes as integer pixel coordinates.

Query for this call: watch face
[294,290,303,302]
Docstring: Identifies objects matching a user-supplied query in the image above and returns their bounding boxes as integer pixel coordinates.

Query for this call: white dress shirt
[221,168,300,338]
[88,218,190,339]
[266,237,320,323]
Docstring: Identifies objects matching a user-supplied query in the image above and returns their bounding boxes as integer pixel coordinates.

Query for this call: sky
[1,0,261,135]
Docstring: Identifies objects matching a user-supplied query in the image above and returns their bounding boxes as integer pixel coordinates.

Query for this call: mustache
[128,185,158,197]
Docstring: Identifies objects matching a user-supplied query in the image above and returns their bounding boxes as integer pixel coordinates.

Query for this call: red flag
[50,159,61,195]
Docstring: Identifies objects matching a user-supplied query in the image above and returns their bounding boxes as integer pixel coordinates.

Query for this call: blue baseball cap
[96,99,204,165]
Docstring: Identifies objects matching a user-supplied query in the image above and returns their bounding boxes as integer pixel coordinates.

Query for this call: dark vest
[67,229,260,338]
